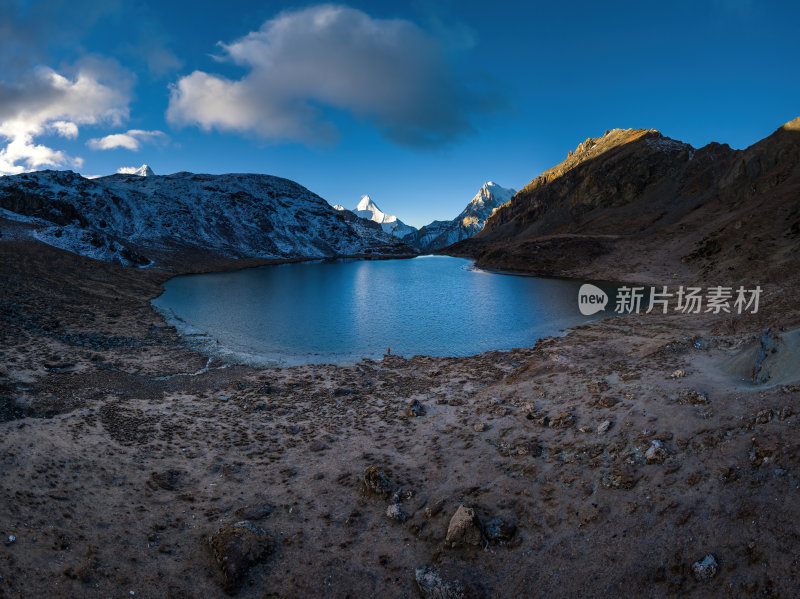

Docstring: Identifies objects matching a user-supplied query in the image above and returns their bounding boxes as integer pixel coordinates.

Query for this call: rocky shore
[1,236,798,598]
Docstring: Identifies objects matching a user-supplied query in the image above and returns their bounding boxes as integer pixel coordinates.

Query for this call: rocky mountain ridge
[450,117,800,292]
[403,182,515,252]
[0,170,413,268]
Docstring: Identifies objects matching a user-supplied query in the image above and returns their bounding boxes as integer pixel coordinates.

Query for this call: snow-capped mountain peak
[353,194,416,238]
[467,182,516,211]
[117,164,155,177]
[403,181,516,252]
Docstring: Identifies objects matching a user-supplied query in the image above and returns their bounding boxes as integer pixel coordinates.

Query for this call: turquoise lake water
[152,256,616,366]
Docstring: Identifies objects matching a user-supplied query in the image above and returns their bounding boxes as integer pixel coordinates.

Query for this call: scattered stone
[425,498,445,518]
[778,406,793,421]
[752,328,781,383]
[473,422,487,432]
[597,420,612,435]
[755,409,774,424]
[514,440,543,457]
[525,412,550,426]
[445,505,484,548]
[362,467,392,497]
[484,518,517,544]
[407,399,425,417]
[692,554,719,582]
[588,380,610,393]
[595,396,620,408]
[645,440,668,464]
[332,386,355,397]
[7,535,16,544]
[392,487,414,504]
[601,466,640,490]
[385,503,407,522]
[207,521,273,594]
[415,566,464,599]
[148,469,184,491]
[550,411,575,429]
[678,390,709,405]
[670,369,685,378]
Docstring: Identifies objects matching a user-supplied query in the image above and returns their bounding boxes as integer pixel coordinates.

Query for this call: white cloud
[87,129,167,151]
[0,59,132,175]
[167,4,503,148]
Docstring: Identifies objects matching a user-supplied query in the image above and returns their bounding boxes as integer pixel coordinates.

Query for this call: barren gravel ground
[1,240,798,598]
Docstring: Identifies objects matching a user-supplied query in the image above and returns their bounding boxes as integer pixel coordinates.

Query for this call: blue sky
[1,0,798,227]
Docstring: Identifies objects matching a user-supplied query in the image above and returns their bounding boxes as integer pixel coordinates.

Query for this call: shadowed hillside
[449,118,800,308]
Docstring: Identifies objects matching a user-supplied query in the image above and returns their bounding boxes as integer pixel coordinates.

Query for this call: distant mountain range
[337,183,516,252]
[0,167,412,267]
[402,182,515,251]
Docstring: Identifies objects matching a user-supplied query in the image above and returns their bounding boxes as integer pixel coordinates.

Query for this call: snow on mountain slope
[0,170,412,266]
[117,164,155,176]
[404,182,516,252]
[352,195,417,238]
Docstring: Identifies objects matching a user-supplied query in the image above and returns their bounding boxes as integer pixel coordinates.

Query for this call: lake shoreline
[1,239,799,598]
[152,255,619,369]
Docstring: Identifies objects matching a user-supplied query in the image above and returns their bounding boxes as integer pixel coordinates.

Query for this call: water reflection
[152,256,616,366]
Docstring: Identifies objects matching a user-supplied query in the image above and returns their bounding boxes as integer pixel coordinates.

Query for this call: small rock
[755,409,773,424]
[407,399,425,417]
[670,369,685,378]
[645,440,668,464]
[601,466,640,490]
[207,521,273,594]
[385,503,407,522]
[473,422,487,432]
[233,504,274,521]
[445,505,484,548]
[425,498,445,518]
[362,467,392,497]
[678,390,709,405]
[692,554,719,582]
[148,469,184,491]
[392,487,414,504]
[484,518,516,544]
[550,411,575,429]
[415,565,464,599]
[7,535,16,544]
[597,420,612,435]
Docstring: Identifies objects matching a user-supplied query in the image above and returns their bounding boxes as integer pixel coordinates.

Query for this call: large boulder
[207,520,273,594]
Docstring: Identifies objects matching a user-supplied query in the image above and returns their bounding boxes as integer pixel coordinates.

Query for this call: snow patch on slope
[0,170,410,265]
